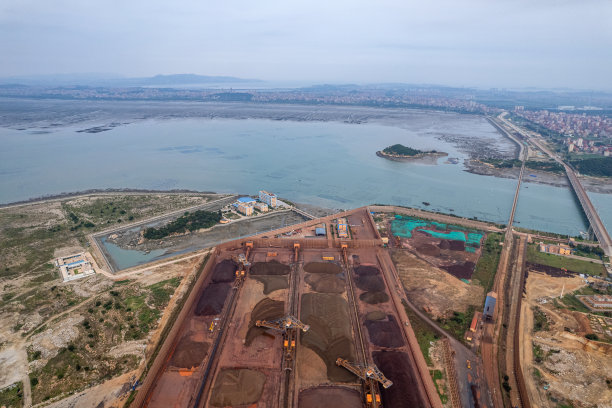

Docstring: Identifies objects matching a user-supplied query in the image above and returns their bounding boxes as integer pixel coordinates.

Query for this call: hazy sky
[1,0,611,89]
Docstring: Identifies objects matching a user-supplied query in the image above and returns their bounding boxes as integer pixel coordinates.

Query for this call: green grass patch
[430,369,449,404]
[114,279,132,285]
[527,244,605,276]
[124,294,146,311]
[438,306,475,343]
[28,272,57,285]
[533,307,549,332]
[472,232,503,292]
[146,277,181,308]
[402,301,441,366]
[533,343,545,363]
[559,286,611,316]
[0,382,23,408]
[559,293,591,313]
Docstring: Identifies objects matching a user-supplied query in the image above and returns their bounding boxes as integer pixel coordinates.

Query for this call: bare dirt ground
[391,249,484,319]
[43,370,137,408]
[521,270,612,408]
[0,191,204,407]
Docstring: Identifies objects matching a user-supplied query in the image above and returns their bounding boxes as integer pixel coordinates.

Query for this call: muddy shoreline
[464,160,612,194]
[0,188,219,208]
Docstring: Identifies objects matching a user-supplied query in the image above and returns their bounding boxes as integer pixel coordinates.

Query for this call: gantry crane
[336,358,393,408]
[255,315,309,366]
[232,241,253,288]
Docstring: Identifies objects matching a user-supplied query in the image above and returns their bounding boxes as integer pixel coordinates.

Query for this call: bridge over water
[496,113,612,256]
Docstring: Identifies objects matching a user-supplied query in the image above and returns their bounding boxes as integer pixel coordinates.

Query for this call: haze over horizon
[1,0,611,90]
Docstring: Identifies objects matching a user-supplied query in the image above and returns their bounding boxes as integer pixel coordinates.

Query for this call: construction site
[132,207,442,408]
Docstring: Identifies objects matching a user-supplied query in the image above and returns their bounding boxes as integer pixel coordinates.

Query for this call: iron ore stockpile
[390,215,485,281]
[143,259,238,407]
[251,260,291,294]
[349,251,430,408]
[136,207,436,408]
[300,262,356,383]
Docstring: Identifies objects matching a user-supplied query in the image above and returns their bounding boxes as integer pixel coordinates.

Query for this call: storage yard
[133,207,441,408]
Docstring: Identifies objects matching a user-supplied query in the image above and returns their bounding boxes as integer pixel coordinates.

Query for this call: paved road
[498,113,612,256]
[401,295,491,408]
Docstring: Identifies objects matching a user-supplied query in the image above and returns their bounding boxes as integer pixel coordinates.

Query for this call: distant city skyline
[1,0,611,90]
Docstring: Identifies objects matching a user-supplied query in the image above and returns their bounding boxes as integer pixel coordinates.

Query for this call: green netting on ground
[461,278,470,284]
[419,229,466,241]
[391,217,429,238]
[392,216,484,252]
[431,221,447,230]
[467,233,484,246]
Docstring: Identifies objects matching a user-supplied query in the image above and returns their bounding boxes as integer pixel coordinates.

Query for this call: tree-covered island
[376,144,447,160]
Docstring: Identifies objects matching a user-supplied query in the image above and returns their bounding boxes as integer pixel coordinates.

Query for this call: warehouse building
[483,291,497,320]
[539,242,572,255]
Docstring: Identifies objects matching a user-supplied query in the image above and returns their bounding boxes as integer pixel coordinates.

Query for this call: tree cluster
[571,157,612,177]
[144,210,222,239]
[383,144,426,156]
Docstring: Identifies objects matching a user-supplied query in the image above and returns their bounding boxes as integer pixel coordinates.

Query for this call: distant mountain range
[0,73,263,87]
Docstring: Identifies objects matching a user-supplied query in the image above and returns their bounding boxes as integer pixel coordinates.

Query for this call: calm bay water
[0,113,609,236]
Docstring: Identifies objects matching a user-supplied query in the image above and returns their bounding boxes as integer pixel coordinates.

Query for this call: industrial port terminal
[131,207,444,408]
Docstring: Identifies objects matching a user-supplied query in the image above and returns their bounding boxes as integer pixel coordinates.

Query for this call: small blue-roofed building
[233,197,256,216]
[237,197,256,205]
[483,291,497,320]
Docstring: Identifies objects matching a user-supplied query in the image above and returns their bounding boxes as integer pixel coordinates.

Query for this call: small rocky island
[376,144,448,161]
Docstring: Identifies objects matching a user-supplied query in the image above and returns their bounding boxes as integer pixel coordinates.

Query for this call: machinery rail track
[340,244,384,407]
[192,247,251,408]
[191,285,240,408]
[512,236,532,408]
[342,245,369,365]
[280,244,301,408]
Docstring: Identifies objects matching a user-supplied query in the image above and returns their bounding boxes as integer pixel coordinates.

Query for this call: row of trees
[144,210,222,239]
[572,243,605,257]
[525,160,564,173]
